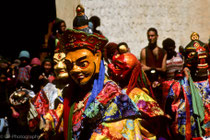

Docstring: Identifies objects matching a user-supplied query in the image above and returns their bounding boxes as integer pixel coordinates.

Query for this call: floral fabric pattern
[166,77,206,139]
[70,80,166,140]
[194,80,210,138]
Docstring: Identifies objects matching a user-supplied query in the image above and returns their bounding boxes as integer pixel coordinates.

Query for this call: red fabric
[208,71,210,87]
[57,29,108,52]
[63,96,71,140]
[28,117,39,129]
[182,86,191,140]
[162,80,174,111]
[127,62,155,99]
[96,82,121,105]
[127,62,142,95]
[32,89,49,117]
[171,82,181,112]
[192,137,203,140]
[145,46,166,68]
[49,110,59,123]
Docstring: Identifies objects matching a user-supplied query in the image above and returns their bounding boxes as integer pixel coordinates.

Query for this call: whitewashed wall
[56,0,210,59]
[80,0,210,59]
[56,0,80,29]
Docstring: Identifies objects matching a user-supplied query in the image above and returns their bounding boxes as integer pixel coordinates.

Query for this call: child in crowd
[39,57,55,86]
[16,50,32,89]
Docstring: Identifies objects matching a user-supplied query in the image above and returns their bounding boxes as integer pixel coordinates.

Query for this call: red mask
[108,53,138,82]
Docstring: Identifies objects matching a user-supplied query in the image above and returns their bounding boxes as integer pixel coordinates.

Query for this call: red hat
[31,57,41,66]
[56,29,108,52]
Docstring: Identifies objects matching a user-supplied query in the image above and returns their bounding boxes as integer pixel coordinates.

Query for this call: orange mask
[65,49,101,86]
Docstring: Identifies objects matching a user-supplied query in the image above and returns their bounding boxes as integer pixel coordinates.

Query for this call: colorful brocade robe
[64,80,168,140]
[194,80,210,138]
[165,77,206,140]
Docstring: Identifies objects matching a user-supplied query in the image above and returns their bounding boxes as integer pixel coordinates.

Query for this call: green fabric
[68,102,75,140]
[188,72,205,137]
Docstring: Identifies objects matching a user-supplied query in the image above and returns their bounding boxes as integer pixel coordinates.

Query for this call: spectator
[6,59,19,86]
[30,57,42,93]
[39,57,55,85]
[48,18,67,60]
[140,27,167,106]
[16,50,31,89]
[162,38,184,80]
[140,27,167,83]
[161,38,184,111]
[89,15,103,35]
[0,59,9,71]
[53,18,67,35]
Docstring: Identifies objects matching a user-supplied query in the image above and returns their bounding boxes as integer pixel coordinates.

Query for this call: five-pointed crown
[56,29,108,53]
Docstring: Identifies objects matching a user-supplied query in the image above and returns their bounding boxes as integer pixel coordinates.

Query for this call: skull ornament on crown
[108,43,134,82]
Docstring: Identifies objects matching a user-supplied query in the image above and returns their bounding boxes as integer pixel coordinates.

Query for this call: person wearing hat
[73,4,93,34]
[55,27,164,140]
[30,57,42,94]
[181,32,209,139]
[16,50,32,88]
[108,43,172,139]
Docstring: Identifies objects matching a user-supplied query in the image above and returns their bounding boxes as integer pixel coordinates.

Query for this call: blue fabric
[86,60,105,109]
[102,94,140,121]
[167,78,201,138]
[0,118,5,132]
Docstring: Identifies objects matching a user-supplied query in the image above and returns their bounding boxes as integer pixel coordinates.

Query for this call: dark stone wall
[1,0,56,60]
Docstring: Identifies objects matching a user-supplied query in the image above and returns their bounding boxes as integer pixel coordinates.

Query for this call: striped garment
[166,53,184,80]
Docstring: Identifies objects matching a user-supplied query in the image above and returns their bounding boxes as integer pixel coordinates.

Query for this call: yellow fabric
[44,112,53,121]
[128,87,164,116]
[128,88,156,103]
[55,103,64,118]
[90,118,156,140]
[103,102,121,121]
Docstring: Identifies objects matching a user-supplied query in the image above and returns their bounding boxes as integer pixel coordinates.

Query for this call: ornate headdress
[73,4,92,33]
[183,32,209,81]
[76,4,85,16]
[56,29,108,53]
[185,32,205,50]
[185,32,208,68]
